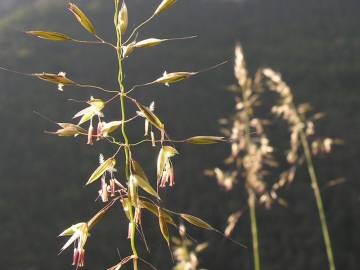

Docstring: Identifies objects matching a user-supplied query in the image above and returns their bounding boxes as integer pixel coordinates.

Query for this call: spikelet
[154,0,178,16]
[118,1,128,34]
[68,3,96,34]
[26,31,72,41]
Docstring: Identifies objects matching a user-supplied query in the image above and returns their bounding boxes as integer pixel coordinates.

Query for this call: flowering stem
[241,85,261,270]
[248,190,261,270]
[299,130,336,270]
[114,1,138,269]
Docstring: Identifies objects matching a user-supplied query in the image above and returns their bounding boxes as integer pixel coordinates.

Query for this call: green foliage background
[0,0,359,269]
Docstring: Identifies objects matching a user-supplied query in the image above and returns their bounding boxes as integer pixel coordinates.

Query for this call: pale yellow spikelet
[154,0,178,16]
[118,1,128,34]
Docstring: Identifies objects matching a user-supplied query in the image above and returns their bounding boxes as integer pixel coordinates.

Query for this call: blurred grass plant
[207,45,279,270]
[0,1,236,269]
[208,44,340,270]
[258,68,340,270]
[171,224,208,270]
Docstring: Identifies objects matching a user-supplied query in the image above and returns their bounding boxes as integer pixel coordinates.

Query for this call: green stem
[241,88,261,270]
[114,1,138,269]
[299,131,336,270]
[248,191,261,270]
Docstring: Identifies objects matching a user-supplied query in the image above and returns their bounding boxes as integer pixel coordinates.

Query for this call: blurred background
[0,0,359,269]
